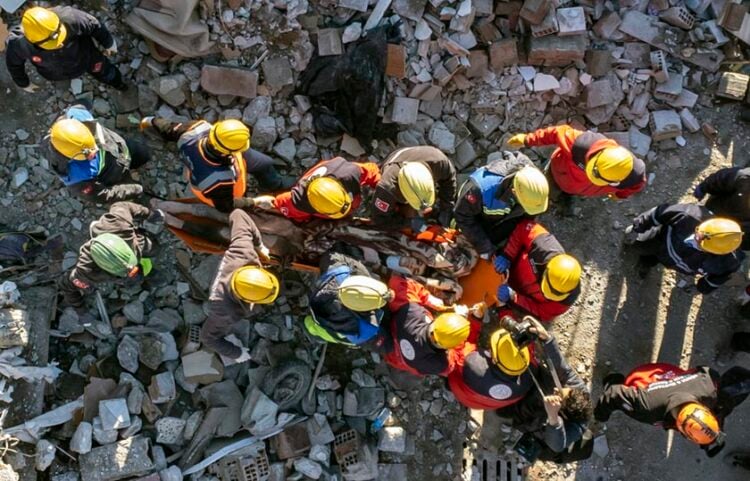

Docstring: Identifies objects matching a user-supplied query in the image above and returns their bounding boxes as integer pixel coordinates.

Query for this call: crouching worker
[595,363,750,456]
[305,249,393,350]
[45,104,150,203]
[497,317,594,463]
[141,117,289,212]
[59,202,163,307]
[200,209,278,360]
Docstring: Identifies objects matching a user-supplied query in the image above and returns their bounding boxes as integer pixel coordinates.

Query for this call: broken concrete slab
[79,437,153,481]
[241,387,278,435]
[650,110,683,141]
[391,97,420,125]
[71,422,93,455]
[586,79,617,108]
[378,427,406,453]
[200,65,258,99]
[148,371,176,404]
[182,351,224,385]
[393,0,427,21]
[533,73,560,92]
[679,108,701,133]
[261,57,294,89]
[557,7,586,36]
[716,72,749,100]
[0,308,29,348]
[99,399,131,431]
[155,417,186,445]
[318,28,343,56]
[489,39,518,69]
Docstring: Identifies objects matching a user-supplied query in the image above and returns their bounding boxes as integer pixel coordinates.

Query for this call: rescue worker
[492,219,582,322]
[497,319,594,463]
[59,202,163,307]
[448,320,536,410]
[43,104,150,203]
[454,151,549,258]
[140,116,289,213]
[248,157,380,222]
[694,166,750,249]
[200,209,278,360]
[624,203,744,293]
[383,302,472,377]
[507,125,646,199]
[305,248,394,349]
[6,6,126,92]
[595,363,750,456]
[370,146,457,231]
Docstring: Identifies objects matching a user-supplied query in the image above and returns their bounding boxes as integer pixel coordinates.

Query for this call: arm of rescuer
[594,382,644,423]
[200,209,266,359]
[630,203,678,234]
[435,157,458,214]
[66,8,116,51]
[69,179,144,204]
[144,117,205,143]
[523,125,582,149]
[4,36,33,88]
[695,167,742,199]
[453,180,495,256]
[271,191,314,223]
[696,251,744,294]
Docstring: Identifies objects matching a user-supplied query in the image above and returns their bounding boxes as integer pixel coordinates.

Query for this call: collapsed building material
[79,437,154,481]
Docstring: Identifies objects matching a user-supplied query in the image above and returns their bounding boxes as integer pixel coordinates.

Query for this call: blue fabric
[684,235,699,250]
[469,167,514,215]
[66,107,95,122]
[343,314,382,344]
[493,255,511,274]
[497,284,514,303]
[59,107,101,185]
[316,265,351,287]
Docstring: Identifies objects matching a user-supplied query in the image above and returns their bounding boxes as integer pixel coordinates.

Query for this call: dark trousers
[125,137,152,170]
[89,55,126,90]
[245,148,284,192]
[537,429,595,464]
[717,366,750,420]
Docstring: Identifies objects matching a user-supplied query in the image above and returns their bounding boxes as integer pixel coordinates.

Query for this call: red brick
[386,44,407,79]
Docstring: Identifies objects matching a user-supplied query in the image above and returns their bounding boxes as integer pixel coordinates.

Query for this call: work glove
[497,284,516,305]
[693,185,706,201]
[526,316,550,342]
[623,225,639,245]
[103,40,118,57]
[507,133,527,148]
[493,255,511,275]
[438,210,453,228]
[470,302,486,318]
[139,116,155,131]
[479,252,491,261]
[233,197,255,209]
[257,244,271,263]
[252,195,276,210]
[22,83,40,93]
[453,304,469,317]
[410,217,428,233]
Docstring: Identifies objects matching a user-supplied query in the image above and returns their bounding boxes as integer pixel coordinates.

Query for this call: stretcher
[155,200,501,305]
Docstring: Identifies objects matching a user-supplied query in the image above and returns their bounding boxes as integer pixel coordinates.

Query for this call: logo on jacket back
[375,198,390,212]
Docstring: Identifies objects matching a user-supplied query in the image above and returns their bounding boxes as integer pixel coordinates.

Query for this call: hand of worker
[507,133,527,148]
[623,225,639,245]
[526,316,550,342]
[693,185,705,201]
[257,244,272,263]
[22,83,40,93]
[252,195,276,210]
[470,302,486,318]
[453,304,469,317]
[139,116,155,131]
[493,255,511,275]
[233,197,256,209]
[410,217,428,233]
[543,394,563,426]
[496,284,516,305]
[103,40,118,57]
[479,252,491,261]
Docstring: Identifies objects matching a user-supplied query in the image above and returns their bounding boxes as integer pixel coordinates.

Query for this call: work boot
[724,451,750,471]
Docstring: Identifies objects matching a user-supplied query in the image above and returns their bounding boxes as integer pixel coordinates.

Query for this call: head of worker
[674,402,722,446]
[585,145,635,187]
[90,234,140,278]
[307,176,353,219]
[541,254,582,302]
[398,162,436,216]
[512,165,549,215]
[50,118,98,161]
[338,276,394,313]
[428,312,470,350]
[23,7,67,50]
[695,218,743,255]
[207,119,251,159]
[230,265,279,306]
[490,328,531,376]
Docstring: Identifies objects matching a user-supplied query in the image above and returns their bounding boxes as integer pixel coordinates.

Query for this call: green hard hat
[90,233,138,277]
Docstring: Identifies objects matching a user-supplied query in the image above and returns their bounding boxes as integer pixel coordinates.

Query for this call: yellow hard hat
[22,7,67,50]
[585,146,634,186]
[230,266,279,304]
[541,254,582,302]
[307,177,353,219]
[338,275,390,311]
[398,162,435,211]
[513,166,549,215]
[50,119,97,160]
[490,329,530,376]
[209,119,251,154]
[431,312,470,349]
[696,218,743,255]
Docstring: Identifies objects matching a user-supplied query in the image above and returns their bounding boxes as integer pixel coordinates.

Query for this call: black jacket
[631,203,744,293]
[699,167,750,249]
[5,6,114,87]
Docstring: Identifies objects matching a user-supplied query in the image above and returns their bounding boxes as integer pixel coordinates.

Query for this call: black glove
[696,277,716,294]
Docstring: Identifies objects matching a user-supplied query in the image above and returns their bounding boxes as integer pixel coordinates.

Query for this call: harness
[469,168,515,216]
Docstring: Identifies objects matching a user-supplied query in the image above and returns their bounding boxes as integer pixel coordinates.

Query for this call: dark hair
[561,388,593,424]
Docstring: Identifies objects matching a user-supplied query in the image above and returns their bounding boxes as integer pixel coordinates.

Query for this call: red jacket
[501,220,579,322]
[274,157,380,222]
[524,125,646,199]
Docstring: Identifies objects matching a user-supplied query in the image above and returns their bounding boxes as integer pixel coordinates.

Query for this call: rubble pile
[0,0,748,479]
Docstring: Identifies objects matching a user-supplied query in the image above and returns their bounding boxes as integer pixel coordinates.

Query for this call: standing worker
[493,219,582,322]
[59,202,163,307]
[140,116,290,213]
[370,146,457,232]
[507,125,646,200]
[6,6,126,92]
[247,157,380,222]
[44,104,150,203]
[454,151,549,258]
[624,203,744,292]
[595,362,750,456]
[200,209,278,360]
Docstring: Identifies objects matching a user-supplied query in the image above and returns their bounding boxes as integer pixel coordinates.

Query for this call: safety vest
[177,122,247,208]
[305,265,382,345]
[469,167,516,217]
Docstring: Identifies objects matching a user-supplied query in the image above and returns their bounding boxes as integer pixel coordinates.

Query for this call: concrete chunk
[557,7,586,35]
[593,12,622,39]
[99,399,131,431]
[148,371,176,404]
[650,110,682,141]
[533,73,560,92]
[489,39,518,69]
[586,79,617,108]
[717,72,749,100]
[679,108,700,133]
[339,0,368,11]
[182,351,224,385]
[377,427,406,453]
[261,57,294,89]
[79,437,153,481]
[200,65,258,99]
[428,121,456,153]
[155,417,186,445]
[391,97,420,124]
[629,128,652,158]
[318,28,343,56]
[241,387,279,435]
[71,422,93,454]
